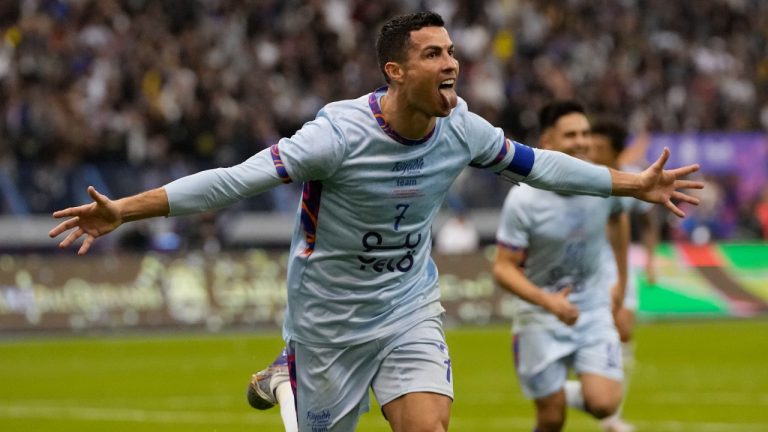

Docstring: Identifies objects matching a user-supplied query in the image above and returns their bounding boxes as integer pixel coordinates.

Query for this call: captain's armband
[499,141,535,182]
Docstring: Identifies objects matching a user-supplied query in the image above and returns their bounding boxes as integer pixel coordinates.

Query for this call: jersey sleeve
[165,148,284,216]
[463,110,511,171]
[502,148,612,197]
[274,110,346,183]
[165,109,345,216]
[495,186,531,250]
[461,109,612,197]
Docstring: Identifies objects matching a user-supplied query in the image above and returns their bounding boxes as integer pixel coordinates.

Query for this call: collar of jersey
[368,86,437,146]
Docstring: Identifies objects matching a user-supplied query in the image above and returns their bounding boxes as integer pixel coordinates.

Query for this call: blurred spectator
[674,175,731,244]
[753,185,768,240]
[435,184,479,255]
[434,212,480,255]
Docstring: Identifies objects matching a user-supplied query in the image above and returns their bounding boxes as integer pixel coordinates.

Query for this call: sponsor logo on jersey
[306,409,332,431]
[391,157,424,175]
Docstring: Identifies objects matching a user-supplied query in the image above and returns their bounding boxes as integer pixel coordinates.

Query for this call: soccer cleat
[247,351,290,410]
[600,416,636,432]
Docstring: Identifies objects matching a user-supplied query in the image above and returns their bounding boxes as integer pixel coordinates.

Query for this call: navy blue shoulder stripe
[470,137,509,169]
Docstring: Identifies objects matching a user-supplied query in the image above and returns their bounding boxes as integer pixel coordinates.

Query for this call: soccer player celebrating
[493,100,632,432]
[50,12,701,431]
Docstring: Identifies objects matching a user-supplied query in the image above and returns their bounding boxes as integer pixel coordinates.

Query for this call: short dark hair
[591,118,628,155]
[376,11,445,83]
[538,100,586,131]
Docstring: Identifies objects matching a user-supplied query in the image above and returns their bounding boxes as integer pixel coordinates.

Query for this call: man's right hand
[49,186,122,255]
[545,287,580,325]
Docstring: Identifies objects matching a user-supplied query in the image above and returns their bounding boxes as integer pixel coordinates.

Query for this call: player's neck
[380,90,436,140]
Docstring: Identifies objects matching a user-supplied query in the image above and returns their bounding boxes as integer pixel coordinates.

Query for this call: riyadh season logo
[391,157,424,175]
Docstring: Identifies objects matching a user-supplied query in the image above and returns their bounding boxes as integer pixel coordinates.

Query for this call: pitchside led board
[0,245,766,334]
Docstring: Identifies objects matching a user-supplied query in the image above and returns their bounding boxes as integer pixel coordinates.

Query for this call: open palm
[48,186,123,255]
[636,148,702,217]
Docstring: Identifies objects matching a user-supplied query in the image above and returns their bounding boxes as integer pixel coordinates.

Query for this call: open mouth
[437,78,458,112]
[438,79,455,90]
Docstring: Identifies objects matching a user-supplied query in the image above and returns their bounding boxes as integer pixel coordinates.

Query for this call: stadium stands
[0,0,766,247]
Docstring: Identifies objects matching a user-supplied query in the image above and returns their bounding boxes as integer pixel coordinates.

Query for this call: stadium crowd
[1,0,767,246]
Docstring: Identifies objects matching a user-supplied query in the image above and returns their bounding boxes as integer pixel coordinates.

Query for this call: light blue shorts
[289,316,453,431]
[512,309,623,399]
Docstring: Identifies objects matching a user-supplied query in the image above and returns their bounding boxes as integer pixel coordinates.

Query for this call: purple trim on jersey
[512,334,520,372]
[496,241,526,252]
[496,241,528,267]
[300,181,322,256]
[270,144,292,184]
[504,141,535,177]
[368,86,436,146]
[470,136,510,168]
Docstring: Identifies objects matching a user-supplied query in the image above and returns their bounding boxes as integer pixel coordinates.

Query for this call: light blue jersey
[165,87,613,346]
[496,183,623,330]
[276,89,512,346]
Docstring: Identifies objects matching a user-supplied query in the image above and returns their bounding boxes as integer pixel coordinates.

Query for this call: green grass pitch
[1,319,766,431]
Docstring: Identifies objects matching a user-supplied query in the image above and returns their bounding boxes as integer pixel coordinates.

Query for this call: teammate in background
[581,119,660,432]
[493,100,631,432]
[247,348,297,432]
[49,12,702,431]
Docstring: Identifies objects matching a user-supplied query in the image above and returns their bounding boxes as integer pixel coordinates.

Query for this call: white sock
[601,411,620,425]
[613,341,635,419]
[275,382,298,432]
[622,341,635,375]
[564,380,586,412]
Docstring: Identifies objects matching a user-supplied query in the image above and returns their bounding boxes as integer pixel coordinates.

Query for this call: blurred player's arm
[607,211,630,313]
[493,246,579,325]
[617,130,651,168]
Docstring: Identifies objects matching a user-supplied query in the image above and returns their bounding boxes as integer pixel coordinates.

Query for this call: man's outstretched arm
[50,146,288,255]
[509,143,703,217]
